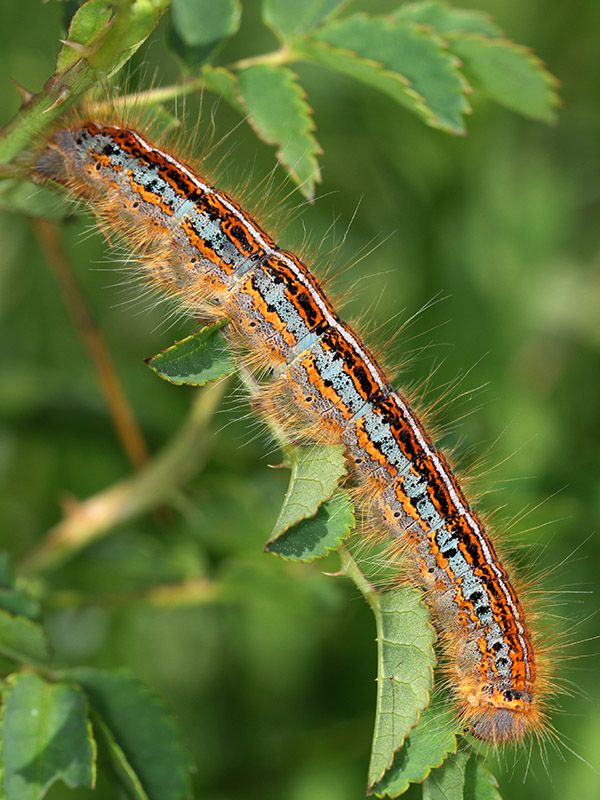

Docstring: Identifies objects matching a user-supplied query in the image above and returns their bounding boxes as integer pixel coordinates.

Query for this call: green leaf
[64,668,191,800]
[237,64,322,200]
[91,715,150,800]
[170,0,241,65]
[0,608,50,665]
[367,587,437,791]
[0,589,40,623]
[147,319,235,386]
[0,554,40,621]
[423,751,469,800]
[450,35,559,123]
[265,490,354,561]
[56,0,113,72]
[464,757,502,800]
[263,0,346,40]
[201,65,244,113]
[372,700,459,798]
[391,0,560,123]
[1,673,96,800]
[391,1,502,39]
[268,444,347,540]
[305,14,470,134]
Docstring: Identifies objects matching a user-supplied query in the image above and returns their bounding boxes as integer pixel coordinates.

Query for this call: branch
[31,218,149,470]
[0,0,169,167]
[20,379,229,574]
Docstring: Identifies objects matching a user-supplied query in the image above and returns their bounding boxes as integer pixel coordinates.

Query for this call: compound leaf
[305,14,470,134]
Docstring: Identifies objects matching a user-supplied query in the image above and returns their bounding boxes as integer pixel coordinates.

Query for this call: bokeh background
[0,1,599,798]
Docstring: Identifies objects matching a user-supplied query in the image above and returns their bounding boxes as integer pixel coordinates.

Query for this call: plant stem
[228,48,292,71]
[87,48,295,114]
[0,0,169,166]
[88,75,208,114]
[339,545,378,610]
[31,218,150,470]
[20,378,229,574]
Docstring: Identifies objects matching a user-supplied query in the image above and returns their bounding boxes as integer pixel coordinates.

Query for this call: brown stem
[31,218,149,470]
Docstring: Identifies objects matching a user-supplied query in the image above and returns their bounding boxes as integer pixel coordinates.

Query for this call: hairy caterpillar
[32,119,546,744]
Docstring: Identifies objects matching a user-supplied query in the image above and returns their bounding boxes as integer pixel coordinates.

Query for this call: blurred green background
[0,1,599,798]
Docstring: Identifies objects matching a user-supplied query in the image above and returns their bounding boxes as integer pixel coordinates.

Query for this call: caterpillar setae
[32,118,545,745]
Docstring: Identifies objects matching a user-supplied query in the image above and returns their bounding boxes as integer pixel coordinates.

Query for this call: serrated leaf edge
[265,490,356,562]
[263,0,351,44]
[370,716,459,798]
[146,319,234,386]
[0,607,51,665]
[265,444,347,546]
[449,33,561,116]
[367,589,438,790]
[237,64,323,199]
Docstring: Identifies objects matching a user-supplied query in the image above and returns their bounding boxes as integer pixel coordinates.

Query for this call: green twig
[87,47,295,115]
[20,379,229,574]
[0,0,169,166]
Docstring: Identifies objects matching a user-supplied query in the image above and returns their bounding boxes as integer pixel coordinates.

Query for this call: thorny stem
[20,378,229,575]
[0,0,170,165]
[31,218,150,470]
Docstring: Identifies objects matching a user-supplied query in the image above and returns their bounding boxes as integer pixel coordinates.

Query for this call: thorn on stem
[10,78,35,108]
[43,86,70,114]
[59,38,88,55]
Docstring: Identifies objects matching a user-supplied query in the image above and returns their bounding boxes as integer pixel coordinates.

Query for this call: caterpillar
[32,118,545,744]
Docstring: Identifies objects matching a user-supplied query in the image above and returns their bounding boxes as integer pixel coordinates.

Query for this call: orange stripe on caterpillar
[33,120,544,743]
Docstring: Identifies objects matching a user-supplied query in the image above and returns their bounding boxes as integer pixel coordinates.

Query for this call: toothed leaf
[450,35,559,123]
[391,1,502,39]
[267,444,347,542]
[170,0,241,66]
[303,15,470,134]
[464,757,502,800]
[372,700,459,797]
[367,587,437,790]
[0,608,50,665]
[63,668,192,800]
[423,751,469,800]
[1,673,96,800]
[201,65,244,113]
[237,64,322,200]
[266,490,354,561]
[263,0,346,40]
[147,320,235,387]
